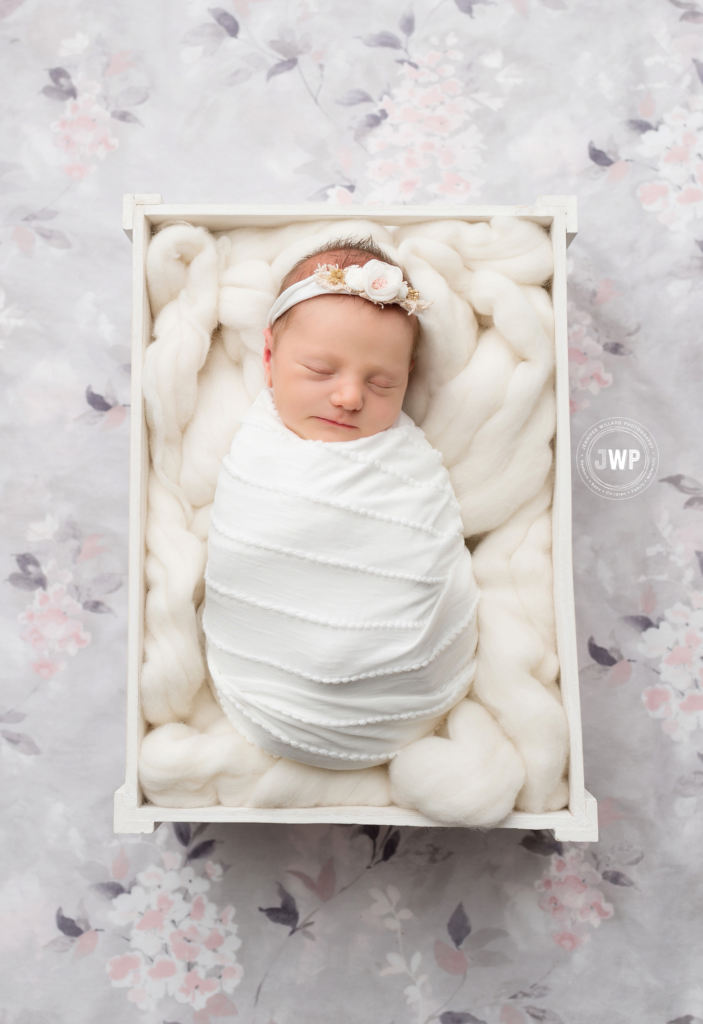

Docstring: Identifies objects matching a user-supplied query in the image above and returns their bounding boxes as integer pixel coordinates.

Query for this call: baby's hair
[272,235,422,360]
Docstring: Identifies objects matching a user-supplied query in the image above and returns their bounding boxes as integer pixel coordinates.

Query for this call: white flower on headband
[312,260,432,315]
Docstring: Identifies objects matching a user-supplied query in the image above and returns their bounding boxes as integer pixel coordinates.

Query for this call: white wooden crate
[115,194,598,843]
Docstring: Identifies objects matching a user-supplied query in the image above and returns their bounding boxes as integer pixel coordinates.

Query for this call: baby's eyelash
[304,365,333,375]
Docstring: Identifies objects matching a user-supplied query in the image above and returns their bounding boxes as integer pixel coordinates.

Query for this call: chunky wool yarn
[138,216,569,826]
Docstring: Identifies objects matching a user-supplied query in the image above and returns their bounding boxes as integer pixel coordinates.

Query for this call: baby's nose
[331,380,363,410]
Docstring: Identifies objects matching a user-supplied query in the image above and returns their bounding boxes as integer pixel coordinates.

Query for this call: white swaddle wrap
[203,387,480,769]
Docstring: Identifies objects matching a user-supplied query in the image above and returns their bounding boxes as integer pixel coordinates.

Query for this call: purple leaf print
[0,711,26,724]
[89,573,123,596]
[588,636,618,667]
[525,1010,564,1024]
[267,58,298,80]
[288,858,336,901]
[381,829,401,861]
[659,475,703,494]
[43,67,76,101]
[336,88,374,105]
[510,984,551,1000]
[684,496,703,509]
[8,553,47,591]
[622,615,656,632]
[359,32,403,49]
[81,599,113,614]
[519,830,563,857]
[682,10,703,21]
[2,730,41,755]
[186,839,217,861]
[673,771,703,797]
[173,821,191,846]
[399,11,415,35]
[693,58,703,84]
[111,110,141,124]
[588,141,615,167]
[667,1016,703,1024]
[259,883,299,932]
[627,119,655,134]
[56,908,83,937]
[360,110,388,131]
[447,902,471,948]
[440,1014,487,1024]
[92,881,126,899]
[114,86,150,107]
[601,870,636,887]
[602,341,631,355]
[209,7,239,36]
[454,0,494,15]
[225,68,253,87]
[8,573,42,591]
[34,227,71,249]
[24,209,58,221]
[85,386,113,412]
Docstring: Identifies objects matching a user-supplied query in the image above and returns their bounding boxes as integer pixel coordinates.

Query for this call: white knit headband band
[267,259,432,327]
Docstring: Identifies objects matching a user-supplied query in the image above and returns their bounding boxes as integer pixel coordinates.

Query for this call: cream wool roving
[137,216,569,826]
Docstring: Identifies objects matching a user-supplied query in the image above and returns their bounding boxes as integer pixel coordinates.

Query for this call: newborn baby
[203,238,480,770]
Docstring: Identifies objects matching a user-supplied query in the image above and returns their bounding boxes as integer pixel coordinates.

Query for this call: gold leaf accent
[406,288,420,301]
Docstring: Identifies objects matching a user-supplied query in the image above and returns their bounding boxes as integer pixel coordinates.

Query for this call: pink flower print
[136,908,165,932]
[107,952,144,986]
[65,162,93,180]
[50,86,119,179]
[679,692,703,713]
[221,963,244,992]
[441,78,461,96]
[148,958,178,982]
[126,987,149,1009]
[204,928,224,951]
[535,849,613,947]
[204,860,223,880]
[219,905,235,927]
[553,930,584,951]
[19,584,90,673]
[363,40,487,204]
[537,892,568,922]
[177,968,220,1009]
[431,172,474,198]
[423,113,453,135]
[636,105,703,228]
[170,925,203,962]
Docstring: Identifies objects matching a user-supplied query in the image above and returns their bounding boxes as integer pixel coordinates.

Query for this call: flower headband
[267,258,432,327]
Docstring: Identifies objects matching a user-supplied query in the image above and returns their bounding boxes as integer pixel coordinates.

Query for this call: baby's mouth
[314,416,358,430]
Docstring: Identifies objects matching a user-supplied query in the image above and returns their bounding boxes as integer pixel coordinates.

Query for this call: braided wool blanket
[205,387,480,769]
[138,215,569,827]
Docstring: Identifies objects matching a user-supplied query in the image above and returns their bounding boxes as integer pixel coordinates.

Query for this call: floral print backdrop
[1,0,702,1021]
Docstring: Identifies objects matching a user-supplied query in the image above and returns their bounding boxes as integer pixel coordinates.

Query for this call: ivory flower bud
[361,260,404,302]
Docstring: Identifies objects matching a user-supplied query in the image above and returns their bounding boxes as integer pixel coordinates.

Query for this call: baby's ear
[262,327,274,386]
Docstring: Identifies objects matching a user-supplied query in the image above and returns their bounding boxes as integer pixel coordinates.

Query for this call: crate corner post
[122,193,163,241]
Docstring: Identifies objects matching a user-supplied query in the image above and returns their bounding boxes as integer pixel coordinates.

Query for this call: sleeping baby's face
[262,293,415,442]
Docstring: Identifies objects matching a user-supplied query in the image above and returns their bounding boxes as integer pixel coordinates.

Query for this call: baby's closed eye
[302,362,335,376]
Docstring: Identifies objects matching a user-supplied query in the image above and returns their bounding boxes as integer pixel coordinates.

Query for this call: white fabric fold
[203,388,480,769]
